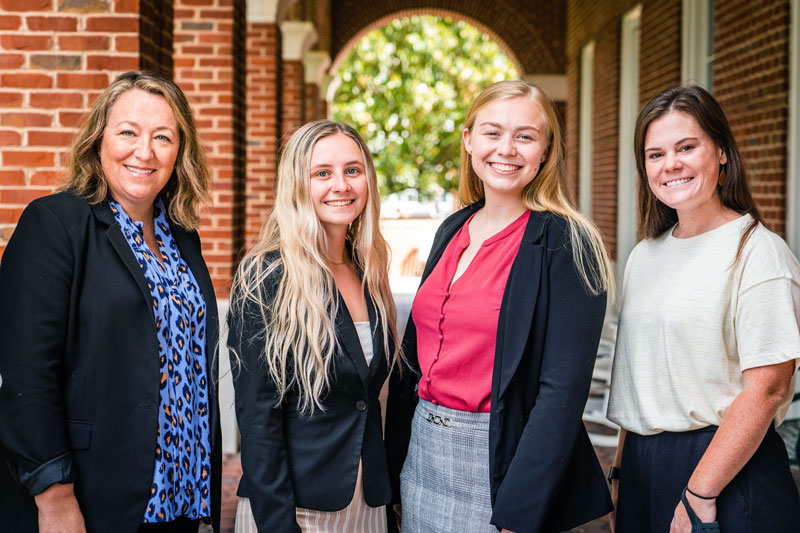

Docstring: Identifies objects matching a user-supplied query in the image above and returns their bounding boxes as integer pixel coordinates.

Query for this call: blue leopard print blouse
[110,198,212,523]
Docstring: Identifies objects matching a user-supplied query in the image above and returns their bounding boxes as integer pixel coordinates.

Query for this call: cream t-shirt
[607,215,800,435]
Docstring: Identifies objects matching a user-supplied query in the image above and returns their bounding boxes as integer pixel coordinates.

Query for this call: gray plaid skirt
[400,399,495,533]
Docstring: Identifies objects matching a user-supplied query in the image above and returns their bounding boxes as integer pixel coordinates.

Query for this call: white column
[280,20,318,61]
[303,50,331,85]
[616,5,641,283]
[681,0,714,90]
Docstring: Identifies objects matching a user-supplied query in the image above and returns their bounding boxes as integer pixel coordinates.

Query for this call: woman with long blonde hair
[385,80,614,533]
[230,120,401,532]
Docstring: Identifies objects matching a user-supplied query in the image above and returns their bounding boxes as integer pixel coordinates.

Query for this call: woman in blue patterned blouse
[0,71,222,533]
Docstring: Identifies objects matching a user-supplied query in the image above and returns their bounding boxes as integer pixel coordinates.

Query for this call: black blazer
[229,253,393,532]
[0,192,222,533]
[385,203,613,533]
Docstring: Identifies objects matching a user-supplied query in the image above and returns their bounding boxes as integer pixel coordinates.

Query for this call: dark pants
[616,425,800,533]
[137,517,200,533]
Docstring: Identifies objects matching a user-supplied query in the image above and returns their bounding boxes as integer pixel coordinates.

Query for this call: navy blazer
[229,253,393,532]
[385,202,613,533]
[0,192,222,533]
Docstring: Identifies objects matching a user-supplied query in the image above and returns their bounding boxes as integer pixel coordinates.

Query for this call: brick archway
[328,8,525,77]
[328,0,567,76]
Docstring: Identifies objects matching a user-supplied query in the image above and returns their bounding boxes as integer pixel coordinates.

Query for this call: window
[788,0,800,253]
[616,5,641,282]
[682,0,715,90]
[579,42,595,216]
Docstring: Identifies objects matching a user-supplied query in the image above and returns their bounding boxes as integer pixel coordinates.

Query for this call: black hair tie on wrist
[686,486,717,500]
[681,487,721,532]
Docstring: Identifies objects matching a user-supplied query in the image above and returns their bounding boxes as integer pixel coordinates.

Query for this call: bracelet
[685,486,717,500]
[607,466,621,482]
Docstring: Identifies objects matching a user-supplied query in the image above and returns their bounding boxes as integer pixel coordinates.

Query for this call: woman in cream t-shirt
[607,86,800,533]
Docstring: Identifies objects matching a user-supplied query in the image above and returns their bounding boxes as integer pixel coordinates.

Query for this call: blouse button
[438,334,443,340]
[426,377,431,384]
[432,400,438,405]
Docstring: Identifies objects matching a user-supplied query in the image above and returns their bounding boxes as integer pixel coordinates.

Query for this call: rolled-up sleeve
[0,201,76,494]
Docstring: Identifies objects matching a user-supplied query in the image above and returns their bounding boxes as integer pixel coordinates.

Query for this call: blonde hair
[231,120,401,412]
[59,70,210,229]
[459,80,615,297]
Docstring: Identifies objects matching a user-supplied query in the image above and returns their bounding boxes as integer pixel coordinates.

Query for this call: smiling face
[644,110,727,220]
[100,88,179,221]
[463,96,548,203]
[308,133,369,235]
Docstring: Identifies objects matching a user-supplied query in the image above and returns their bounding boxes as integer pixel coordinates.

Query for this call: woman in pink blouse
[385,80,615,533]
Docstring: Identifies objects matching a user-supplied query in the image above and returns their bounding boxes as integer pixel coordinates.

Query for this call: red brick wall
[566,57,579,200]
[639,1,680,105]
[231,0,246,267]
[305,82,321,122]
[281,59,304,143]
[139,0,173,77]
[330,0,565,74]
[714,0,790,235]
[589,21,620,260]
[174,0,246,296]
[245,22,280,248]
[0,0,156,259]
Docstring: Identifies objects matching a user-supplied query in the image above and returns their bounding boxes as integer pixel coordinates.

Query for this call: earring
[718,168,726,186]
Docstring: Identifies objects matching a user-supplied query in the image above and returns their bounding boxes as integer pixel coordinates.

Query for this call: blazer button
[356,400,367,411]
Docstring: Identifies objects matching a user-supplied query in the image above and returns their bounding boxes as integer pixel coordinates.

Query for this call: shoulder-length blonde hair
[59,70,210,229]
[231,120,401,412]
[634,85,761,261]
[459,80,615,297]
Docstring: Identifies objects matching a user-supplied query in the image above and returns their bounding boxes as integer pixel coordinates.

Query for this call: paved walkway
[204,447,800,533]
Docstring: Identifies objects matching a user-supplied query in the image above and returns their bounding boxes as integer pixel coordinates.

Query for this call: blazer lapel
[493,212,546,400]
[91,201,154,318]
[366,294,384,379]
[335,292,370,390]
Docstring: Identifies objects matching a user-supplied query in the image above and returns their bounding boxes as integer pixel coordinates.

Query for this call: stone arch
[328,0,566,77]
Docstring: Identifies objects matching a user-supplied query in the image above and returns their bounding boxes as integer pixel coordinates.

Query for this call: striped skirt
[400,399,495,533]
[234,459,387,533]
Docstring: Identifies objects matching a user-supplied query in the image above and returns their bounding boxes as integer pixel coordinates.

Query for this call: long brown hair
[59,70,210,229]
[634,86,761,259]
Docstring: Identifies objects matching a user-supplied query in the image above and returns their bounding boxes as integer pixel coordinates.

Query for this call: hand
[35,483,86,533]
[501,530,517,533]
[670,492,716,533]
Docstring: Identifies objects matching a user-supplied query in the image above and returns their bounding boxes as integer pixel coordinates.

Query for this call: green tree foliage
[332,15,518,198]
